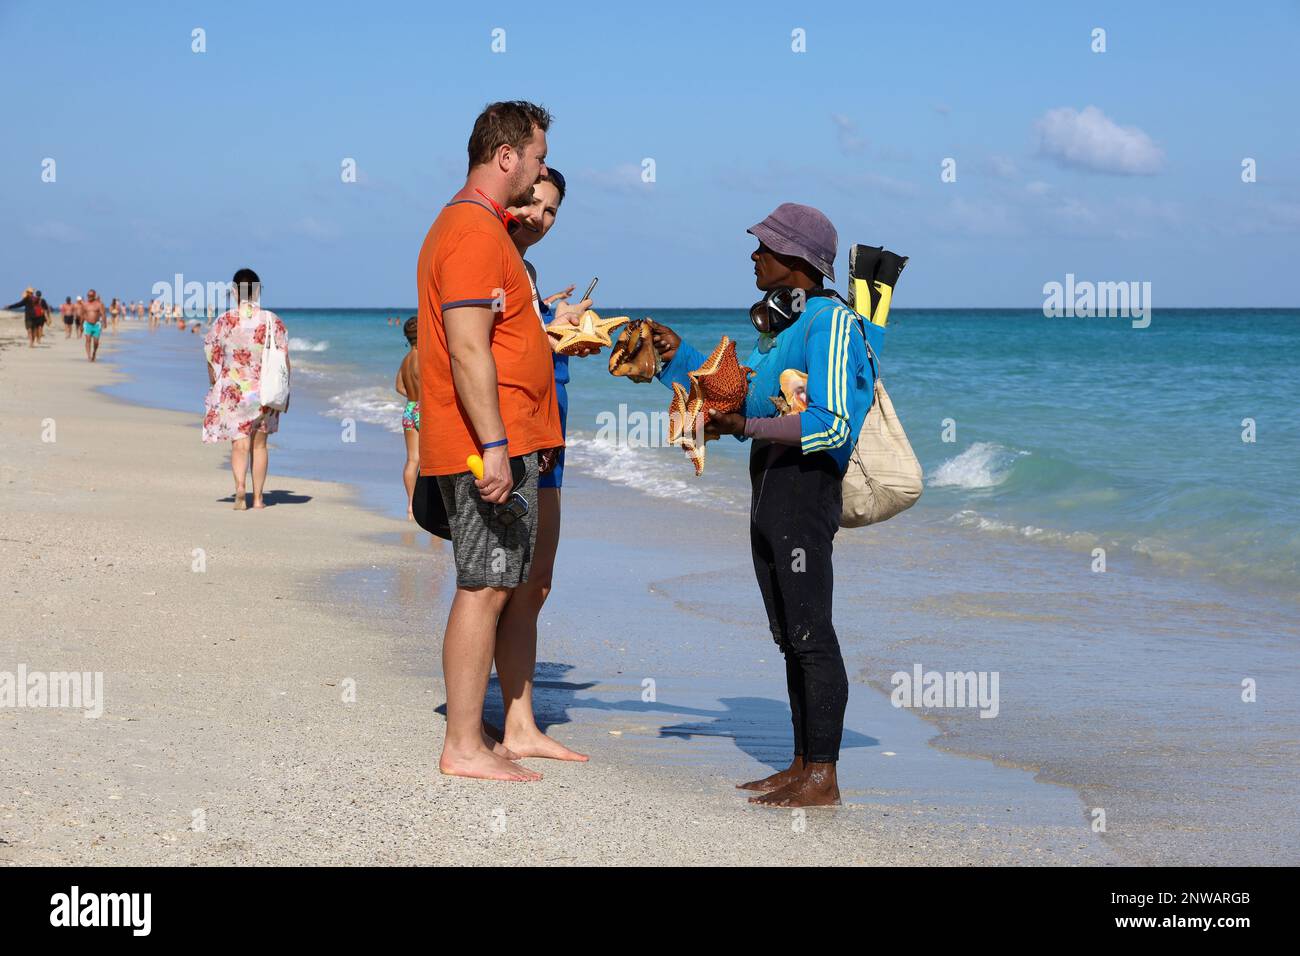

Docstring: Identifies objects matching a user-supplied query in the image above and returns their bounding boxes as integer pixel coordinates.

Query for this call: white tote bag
[839,339,923,527]
[259,310,291,412]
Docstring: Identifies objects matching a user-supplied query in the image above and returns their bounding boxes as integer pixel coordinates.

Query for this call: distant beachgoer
[109,297,121,332]
[81,289,106,361]
[61,297,74,337]
[202,267,290,511]
[4,287,42,348]
[34,290,50,343]
[148,299,160,330]
[395,316,421,519]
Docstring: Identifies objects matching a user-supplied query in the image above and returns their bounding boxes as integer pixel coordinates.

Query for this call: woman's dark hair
[403,317,418,344]
[541,167,565,204]
[232,267,260,302]
[466,100,552,173]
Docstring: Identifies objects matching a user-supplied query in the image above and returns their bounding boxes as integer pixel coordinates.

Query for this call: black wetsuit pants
[748,442,848,764]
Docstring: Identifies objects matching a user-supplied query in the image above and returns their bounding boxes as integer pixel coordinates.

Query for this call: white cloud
[293,217,342,241]
[1034,105,1164,175]
[574,163,651,194]
[26,220,85,243]
[831,114,866,154]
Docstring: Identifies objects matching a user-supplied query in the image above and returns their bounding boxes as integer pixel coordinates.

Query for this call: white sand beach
[0,317,1114,865]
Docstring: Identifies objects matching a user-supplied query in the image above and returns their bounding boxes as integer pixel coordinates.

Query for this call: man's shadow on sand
[216,489,313,506]
[435,662,877,773]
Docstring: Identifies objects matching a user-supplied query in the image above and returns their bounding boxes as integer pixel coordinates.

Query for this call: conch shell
[608,318,660,383]
[667,336,753,476]
[770,368,809,415]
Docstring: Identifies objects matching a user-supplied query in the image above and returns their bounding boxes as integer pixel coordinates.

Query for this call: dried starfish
[687,336,752,414]
[546,309,628,356]
[665,337,754,476]
[667,381,704,446]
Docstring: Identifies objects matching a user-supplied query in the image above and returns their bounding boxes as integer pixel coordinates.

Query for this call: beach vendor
[648,204,882,808]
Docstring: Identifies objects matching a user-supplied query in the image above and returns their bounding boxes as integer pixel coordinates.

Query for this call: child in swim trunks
[395,317,421,519]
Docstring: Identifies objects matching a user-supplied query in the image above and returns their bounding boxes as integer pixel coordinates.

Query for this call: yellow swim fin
[848,244,908,327]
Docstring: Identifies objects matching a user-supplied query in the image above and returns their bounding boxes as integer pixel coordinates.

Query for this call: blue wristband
[481,438,508,450]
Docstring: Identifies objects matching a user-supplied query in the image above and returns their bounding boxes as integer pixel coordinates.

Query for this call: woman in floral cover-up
[203,268,289,510]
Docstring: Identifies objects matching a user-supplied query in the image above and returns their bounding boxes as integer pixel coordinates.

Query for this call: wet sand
[1,318,1112,865]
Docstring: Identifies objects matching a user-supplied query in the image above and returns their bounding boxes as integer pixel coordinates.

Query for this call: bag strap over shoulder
[802,295,880,382]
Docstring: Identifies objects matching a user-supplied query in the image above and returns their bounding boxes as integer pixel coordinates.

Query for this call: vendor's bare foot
[439,746,542,782]
[747,762,840,807]
[737,756,805,792]
[502,727,589,762]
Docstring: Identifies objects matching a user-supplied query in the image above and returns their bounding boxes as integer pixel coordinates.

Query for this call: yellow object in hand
[466,455,484,479]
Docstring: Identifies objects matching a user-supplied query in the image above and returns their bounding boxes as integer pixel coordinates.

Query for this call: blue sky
[3,0,1298,308]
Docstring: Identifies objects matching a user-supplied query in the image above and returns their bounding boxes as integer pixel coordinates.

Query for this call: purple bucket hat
[747,203,838,282]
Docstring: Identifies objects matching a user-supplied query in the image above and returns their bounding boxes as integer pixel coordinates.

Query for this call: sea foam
[928,442,1028,489]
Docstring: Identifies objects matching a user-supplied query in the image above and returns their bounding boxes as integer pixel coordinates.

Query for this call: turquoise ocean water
[144,306,1296,596]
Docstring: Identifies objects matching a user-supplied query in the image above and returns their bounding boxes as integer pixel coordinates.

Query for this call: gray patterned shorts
[436,452,539,589]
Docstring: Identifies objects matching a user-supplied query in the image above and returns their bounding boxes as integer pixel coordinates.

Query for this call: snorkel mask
[749,286,806,336]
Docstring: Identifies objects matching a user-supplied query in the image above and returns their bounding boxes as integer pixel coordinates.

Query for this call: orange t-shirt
[416,199,562,476]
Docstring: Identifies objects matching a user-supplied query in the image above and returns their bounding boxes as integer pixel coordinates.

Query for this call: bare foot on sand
[440,746,541,782]
[233,493,247,511]
[737,756,805,792]
[252,497,266,510]
[747,762,840,807]
[502,727,589,762]
[480,721,521,760]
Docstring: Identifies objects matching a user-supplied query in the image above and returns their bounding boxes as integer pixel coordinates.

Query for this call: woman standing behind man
[202,268,290,510]
[478,166,594,762]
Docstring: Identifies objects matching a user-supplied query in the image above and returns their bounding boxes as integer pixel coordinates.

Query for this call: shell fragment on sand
[546,309,629,356]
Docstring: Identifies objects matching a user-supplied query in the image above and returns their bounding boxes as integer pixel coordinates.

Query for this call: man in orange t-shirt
[416,100,568,784]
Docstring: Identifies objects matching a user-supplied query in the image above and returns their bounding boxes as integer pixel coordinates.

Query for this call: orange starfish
[666,337,753,476]
[688,336,752,414]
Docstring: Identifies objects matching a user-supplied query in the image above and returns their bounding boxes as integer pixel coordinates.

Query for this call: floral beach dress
[202,303,289,443]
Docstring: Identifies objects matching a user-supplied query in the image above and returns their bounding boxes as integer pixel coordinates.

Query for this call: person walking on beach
[61,296,74,337]
[5,287,43,348]
[396,317,422,520]
[81,289,106,361]
[416,100,564,782]
[202,268,290,511]
[74,296,85,337]
[35,291,50,344]
[649,205,880,808]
